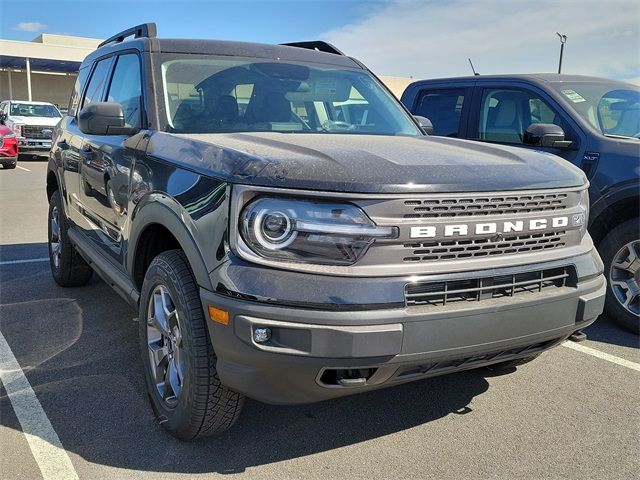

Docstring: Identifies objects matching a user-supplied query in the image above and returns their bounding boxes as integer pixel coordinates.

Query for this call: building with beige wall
[0,33,100,107]
[0,32,413,109]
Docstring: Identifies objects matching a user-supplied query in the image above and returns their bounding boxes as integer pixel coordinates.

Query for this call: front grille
[22,125,53,140]
[403,231,567,262]
[403,192,570,219]
[405,266,574,307]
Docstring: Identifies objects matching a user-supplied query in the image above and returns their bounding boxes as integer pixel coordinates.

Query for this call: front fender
[128,195,214,291]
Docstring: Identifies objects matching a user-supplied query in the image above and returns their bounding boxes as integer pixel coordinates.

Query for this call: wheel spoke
[151,290,171,336]
[165,357,181,401]
[148,341,169,384]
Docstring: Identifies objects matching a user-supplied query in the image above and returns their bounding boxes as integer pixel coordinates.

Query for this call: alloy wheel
[50,205,62,268]
[146,285,186,407]
[609,240,640,316]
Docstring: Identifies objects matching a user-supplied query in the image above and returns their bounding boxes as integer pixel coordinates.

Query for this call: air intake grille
[405,266,573,307]
[403,231,567,262]
[403,192,570,218]
[22,125,53,140]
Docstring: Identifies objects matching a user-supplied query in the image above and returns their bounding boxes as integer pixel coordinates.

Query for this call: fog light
[253,327,271,343]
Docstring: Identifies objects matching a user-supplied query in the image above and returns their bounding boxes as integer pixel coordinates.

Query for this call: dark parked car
[402,74,639,333]
[47,25,605,440]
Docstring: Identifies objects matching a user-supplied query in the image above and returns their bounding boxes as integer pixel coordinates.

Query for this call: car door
[78,52,144,265]
[60,58,113,225]
[468,83,586,166]
[404,82,474,138]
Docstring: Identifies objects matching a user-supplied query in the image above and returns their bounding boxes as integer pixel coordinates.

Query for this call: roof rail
[98,23,157,49]
[280,41,345,56]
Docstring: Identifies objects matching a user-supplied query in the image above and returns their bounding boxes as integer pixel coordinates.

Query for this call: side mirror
[414,115,434,135]
[0,113,6,124]
[523,123,572,148]
[78,102,135,136]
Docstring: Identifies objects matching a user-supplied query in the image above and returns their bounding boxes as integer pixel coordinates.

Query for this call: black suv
[402,75,639,333]
[47,25,605,440]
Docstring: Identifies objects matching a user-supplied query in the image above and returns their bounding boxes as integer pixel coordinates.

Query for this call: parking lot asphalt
[1,161,639,480]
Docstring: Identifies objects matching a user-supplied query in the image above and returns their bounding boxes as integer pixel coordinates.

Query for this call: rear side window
[106,54,142,128]
[415,89,466,137]
[82,57,113,108]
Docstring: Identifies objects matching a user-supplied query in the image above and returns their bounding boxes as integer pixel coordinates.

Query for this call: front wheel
[600,219,640,334]
[2,161,16,169]
[139,250,244,440]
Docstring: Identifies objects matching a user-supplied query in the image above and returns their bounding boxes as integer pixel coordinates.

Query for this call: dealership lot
[1,161,639,480]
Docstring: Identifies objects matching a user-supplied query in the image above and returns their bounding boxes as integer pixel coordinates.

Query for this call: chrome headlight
[239,197,397,265]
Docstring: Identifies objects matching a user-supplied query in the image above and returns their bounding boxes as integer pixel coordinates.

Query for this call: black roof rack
[98,23,157,48]
[280,41,345,56]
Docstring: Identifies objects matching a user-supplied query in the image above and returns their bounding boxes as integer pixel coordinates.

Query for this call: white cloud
[322,0,640,82]
[14,22,47,32]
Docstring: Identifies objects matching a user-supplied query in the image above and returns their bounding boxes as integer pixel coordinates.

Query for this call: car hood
[9,116,61,127]
[146,132,586,193]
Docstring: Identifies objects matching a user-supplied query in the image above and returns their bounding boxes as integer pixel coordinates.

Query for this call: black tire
[2,161,16,169]
[139,250,244,440]
[48,190,93,287]
[486,354,539,371]
[600,219,640,334]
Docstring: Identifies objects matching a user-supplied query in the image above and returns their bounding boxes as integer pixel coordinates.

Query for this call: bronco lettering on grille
[410,215,584,239]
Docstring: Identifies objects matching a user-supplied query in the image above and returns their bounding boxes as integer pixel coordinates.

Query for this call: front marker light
[240,197,396,265]
[576,188,590,238]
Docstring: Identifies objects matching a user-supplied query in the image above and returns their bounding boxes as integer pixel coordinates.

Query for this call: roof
[84,36,362,70]
[409,73,636,87]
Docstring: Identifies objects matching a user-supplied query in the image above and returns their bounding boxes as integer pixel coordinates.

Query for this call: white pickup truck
[0,100,62,157]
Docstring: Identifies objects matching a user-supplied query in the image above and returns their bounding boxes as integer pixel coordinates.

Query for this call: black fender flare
[127,194,213,291]
[590,180,639,225]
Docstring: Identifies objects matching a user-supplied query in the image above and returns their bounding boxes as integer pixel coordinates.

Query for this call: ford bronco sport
[47,24,606,440]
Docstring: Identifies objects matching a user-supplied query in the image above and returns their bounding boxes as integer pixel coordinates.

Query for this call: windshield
[159,55,421,136]
[551,81,640,138]
[10,103,61,118]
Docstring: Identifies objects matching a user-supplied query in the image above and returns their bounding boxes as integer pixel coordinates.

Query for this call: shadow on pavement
[0,241,634,474]
[584,316,639,349]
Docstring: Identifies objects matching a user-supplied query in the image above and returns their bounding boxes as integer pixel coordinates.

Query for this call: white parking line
[0,257,49,266]
[16,165,31,172]
[562,341,640,372]
[0,331,79,480]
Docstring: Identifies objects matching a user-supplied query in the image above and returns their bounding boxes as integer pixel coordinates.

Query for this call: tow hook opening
[320,368,377,387]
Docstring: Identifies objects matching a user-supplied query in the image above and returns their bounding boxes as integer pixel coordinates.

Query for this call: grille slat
[22,125,53,140]
[403,192,570,218]
[403,231,567,262]
[405,266,573,307]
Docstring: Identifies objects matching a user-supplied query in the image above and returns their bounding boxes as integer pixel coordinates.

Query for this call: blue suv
[402,74,639,333]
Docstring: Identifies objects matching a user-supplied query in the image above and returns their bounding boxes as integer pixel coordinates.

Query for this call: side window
[82,58,113,108]
[68,67,90,117]
[478,88,565,144]
[415,89,465,137]
[106,54,142,128]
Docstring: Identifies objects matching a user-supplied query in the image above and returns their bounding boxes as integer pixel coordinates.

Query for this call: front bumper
[201,249,606,404]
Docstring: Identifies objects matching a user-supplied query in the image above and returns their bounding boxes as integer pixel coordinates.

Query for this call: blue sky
[1,0,638,82]
[1,0,385,44]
